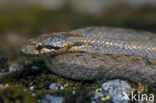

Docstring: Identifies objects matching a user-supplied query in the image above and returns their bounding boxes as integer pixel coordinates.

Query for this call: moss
[0,58,103,90]
[0,85,36,103]
[0,58,59,88]
[0,57,107,103]
[0,56,154,103]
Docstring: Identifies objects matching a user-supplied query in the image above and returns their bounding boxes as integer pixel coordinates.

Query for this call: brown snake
[21,27,156,85]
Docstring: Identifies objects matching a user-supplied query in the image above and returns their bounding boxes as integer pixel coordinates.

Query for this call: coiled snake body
[21,27,156,85]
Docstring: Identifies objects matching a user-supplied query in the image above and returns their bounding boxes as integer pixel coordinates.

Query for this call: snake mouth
[21,43,65,56]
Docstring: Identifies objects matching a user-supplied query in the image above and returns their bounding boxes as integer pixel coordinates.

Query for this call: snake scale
[21,27,156,85]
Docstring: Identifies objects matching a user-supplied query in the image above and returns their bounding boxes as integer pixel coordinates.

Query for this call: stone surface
[101,79,132,103]
[49,83,64,90]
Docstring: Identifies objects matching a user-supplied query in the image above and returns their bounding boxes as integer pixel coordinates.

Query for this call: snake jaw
[40,48,55,54]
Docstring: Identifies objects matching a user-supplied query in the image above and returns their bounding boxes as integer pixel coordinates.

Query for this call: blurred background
[0,0,156,60]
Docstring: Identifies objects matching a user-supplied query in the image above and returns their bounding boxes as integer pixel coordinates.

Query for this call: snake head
[21,33,73,56]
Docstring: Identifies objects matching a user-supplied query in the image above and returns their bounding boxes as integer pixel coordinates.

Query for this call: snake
[21,27,156,85]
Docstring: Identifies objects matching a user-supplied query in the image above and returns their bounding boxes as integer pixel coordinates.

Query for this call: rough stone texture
[101,79,132,103]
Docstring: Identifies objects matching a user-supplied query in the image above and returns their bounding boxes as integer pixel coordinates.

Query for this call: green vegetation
[0,57,105,103]
[0,85,36,103]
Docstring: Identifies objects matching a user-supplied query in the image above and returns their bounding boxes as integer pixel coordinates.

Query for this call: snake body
[21,27,156,85]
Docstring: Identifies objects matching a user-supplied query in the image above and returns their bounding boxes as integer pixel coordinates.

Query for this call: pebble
[101,79,132,103]
[92,88,112,103]
[31,65,38,70]
[49,83,64,90]
[9,66,21,72]
[39,95,64,103]
[30,86,35,91]
[32,93,36,96]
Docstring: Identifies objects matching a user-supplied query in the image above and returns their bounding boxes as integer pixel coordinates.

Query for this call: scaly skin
[21,27,156,85]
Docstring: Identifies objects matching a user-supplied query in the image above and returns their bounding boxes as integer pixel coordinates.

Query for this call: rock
[31,65,38,70]
[92,88,112,103]
[39,95,64,103]
[9,66,21,72]
[49,83,64,90]
[30,85,35,91]
[9,63,23,72]
[101,79,132,103]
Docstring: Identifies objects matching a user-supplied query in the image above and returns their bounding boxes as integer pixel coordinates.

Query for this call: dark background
[0,0,156,60]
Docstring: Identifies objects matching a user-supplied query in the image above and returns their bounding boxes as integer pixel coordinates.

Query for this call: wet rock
[101,79,132,103]
[39,95,64,103]
[49,83,64,90]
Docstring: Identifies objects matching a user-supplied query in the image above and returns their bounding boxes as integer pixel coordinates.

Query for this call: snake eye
[36,43,42,51]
